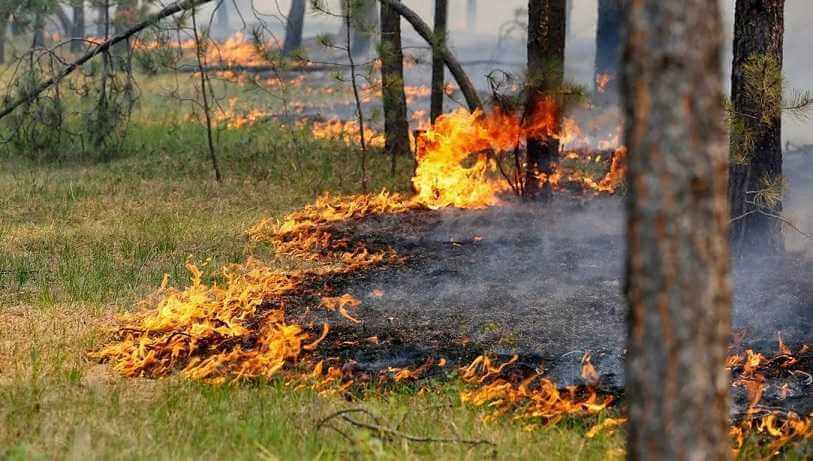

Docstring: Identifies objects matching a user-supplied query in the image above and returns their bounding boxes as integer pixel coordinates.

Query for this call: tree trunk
[622,1,732,460]
[0,15,7,65]
[380,0,410,175]
[378,0,483,112]
[350,0,378,58]
[283,0,306,55]
[466,0,476,31]
[97,4,107,36]
[32,13,45,48]
[72,1,86,53]
[430,0,448,124]
[594,0,621,104]
[525,0,566,199]
[729,0,785,256]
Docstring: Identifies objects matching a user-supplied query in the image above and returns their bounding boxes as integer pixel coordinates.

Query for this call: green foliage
[727,53,813,165]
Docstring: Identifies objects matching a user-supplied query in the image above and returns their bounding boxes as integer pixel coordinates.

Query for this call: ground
[0,66,811,459]
[0,123,629,459]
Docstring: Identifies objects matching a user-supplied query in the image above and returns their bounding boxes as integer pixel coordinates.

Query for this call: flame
[459,355,613,427]
[595,73,613,93]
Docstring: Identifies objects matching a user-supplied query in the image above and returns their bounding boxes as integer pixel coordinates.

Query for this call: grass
[0,69,809,460]
[0,106,629,460]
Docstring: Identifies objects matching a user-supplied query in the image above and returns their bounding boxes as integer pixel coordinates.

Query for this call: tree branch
[0,0,214,122]
[377,0,483,112]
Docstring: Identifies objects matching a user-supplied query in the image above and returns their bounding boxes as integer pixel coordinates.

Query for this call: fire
[596,73,613,93]
[459,355,613,429]
[411,102,625,209]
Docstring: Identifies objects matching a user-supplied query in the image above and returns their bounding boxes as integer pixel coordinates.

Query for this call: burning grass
[84,103,811,456]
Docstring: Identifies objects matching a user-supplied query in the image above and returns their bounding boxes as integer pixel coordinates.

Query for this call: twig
[0,0,214,122]
[316,407,496,450]
[191,7,223,182]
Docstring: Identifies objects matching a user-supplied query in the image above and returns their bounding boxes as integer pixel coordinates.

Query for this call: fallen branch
[0,0,214,122]
[377,0,483,112]
[316,407,496,451]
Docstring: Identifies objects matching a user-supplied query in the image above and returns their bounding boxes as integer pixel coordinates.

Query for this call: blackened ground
[292,159,813,415]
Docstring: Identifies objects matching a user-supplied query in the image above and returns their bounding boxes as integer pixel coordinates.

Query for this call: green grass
[0,71,809,460]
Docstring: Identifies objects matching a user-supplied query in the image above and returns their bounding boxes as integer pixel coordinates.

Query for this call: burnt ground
[291,155,813,416]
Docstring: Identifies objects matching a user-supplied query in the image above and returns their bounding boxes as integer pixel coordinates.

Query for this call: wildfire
[411,102,626,209]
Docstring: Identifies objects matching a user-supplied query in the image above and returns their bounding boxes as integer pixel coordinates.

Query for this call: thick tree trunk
[594,0,621,104]
[525,0,566,199]
[430,0,448,124]
[622,1,732,460]
[379,0,410,174]
[283,0,306,55]
[350,0,378,57]
[729,0,785,256]
[72,1,86,53]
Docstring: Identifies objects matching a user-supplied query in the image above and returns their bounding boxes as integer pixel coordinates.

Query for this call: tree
[430,0,447,123]
[343,0,377,58]
[70,0,86,53]
[283,0,306,56]
[593,0,621,104]
[622,1,732,459]
[379,0,410,176]
[729,0,785,256]
[525,0,566,198]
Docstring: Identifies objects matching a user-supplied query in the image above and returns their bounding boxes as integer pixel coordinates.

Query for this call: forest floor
[0,69,811,459]
[0,117,630,460]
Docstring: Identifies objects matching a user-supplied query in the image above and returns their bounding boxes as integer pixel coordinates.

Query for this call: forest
[0,0,811,459]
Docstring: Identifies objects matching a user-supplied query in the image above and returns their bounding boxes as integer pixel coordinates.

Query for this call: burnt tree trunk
[379,0,410,174]
[622,1,732,459]
[350,0,378,58]
[430,0,448,123]
[71,1,86,53]
[283,0,306,56]
[729,0,785,256]
[525,0,566,199]
[594,0,621,104]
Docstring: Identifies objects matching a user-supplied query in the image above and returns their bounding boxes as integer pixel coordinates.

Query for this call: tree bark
[729,0,785,256]
[71,1,86,53]
[525,0,566,199]
[622,1,732,460]
[283,0,306,55]
[430,0,448,123]
[594,0,621,104]
[379,0,410,175]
